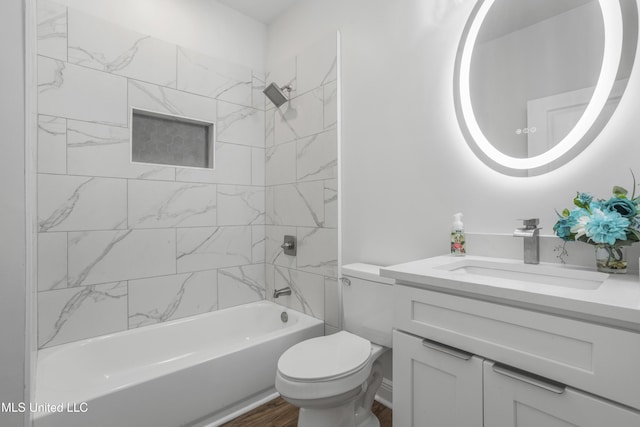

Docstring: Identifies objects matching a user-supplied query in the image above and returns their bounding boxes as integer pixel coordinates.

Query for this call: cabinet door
[484,361,640,427]
[393,330,483,427]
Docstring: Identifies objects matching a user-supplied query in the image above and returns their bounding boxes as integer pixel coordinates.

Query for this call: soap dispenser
[451,213,466,256]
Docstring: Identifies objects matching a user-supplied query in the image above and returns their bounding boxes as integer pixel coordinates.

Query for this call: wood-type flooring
[223,397,392,427]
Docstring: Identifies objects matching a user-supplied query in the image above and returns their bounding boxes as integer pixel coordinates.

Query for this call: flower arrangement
[553,176,640,273]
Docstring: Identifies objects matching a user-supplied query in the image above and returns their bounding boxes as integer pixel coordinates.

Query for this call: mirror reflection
[458,0,637,176]
[471,0,609,158]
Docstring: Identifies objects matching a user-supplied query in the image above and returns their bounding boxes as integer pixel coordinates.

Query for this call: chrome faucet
[513,218,541,264]
[273,287,292,298]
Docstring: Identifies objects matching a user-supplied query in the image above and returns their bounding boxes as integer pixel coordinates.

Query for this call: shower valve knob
[281,235,297,256]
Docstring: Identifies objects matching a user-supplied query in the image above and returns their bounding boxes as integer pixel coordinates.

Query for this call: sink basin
[434,259,607,290]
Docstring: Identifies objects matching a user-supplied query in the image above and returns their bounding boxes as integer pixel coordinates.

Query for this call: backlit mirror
[454,0,637,176]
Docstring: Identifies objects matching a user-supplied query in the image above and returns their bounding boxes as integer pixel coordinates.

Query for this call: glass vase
[594,245,627,274]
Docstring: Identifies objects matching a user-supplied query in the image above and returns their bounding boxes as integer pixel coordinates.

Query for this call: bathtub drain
[281,312,288,323]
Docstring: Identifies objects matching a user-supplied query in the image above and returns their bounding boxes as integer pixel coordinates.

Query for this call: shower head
[263,82,291,108]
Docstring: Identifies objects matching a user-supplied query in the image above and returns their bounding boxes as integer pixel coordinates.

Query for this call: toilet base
[286,359,385,427]
[298,403,380,427]
[298,402,356,427]
[354,411,381,427]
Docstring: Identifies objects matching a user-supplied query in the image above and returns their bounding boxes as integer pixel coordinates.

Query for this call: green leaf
[628,228,640,242]
[613,186,628,198]
[576,235,590,244]
[562,208,570,217]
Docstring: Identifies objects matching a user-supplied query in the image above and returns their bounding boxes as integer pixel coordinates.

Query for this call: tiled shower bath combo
[35,0,339,424]
[36,0,338,351]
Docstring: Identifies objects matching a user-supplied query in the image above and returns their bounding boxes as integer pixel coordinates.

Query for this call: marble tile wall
[35,0,268,348]
[264,35,340,334]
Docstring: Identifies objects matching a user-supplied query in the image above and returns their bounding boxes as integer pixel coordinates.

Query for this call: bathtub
[34,301,324,427]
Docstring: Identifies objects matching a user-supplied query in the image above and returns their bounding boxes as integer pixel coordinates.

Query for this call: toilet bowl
[275,264,393,427]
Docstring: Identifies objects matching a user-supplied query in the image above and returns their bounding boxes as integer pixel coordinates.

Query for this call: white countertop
[381,255,640,330]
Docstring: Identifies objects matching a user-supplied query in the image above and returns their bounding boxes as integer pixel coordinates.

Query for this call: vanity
[382,255,640,426]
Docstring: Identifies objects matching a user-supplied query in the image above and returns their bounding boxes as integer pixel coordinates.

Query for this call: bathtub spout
[273,287,292,298]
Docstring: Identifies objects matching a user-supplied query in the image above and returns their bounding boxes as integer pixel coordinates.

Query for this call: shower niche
[130,108,215,169]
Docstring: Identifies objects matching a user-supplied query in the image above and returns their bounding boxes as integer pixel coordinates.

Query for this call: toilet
[275,263,394,427]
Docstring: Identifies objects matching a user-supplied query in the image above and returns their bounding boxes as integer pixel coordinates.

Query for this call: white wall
[0,0,28,425]
[268,0,640,267]
[53,0,267,70]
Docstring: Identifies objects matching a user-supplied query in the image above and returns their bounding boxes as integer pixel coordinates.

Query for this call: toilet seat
[275,331,378,401]
[278,331,371,382]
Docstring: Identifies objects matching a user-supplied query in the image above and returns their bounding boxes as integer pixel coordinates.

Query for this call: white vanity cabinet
[484,361,640,427]
[392,283,640,426]
[392,330,483,426]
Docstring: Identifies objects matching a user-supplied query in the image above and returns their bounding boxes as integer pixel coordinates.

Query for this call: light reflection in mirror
[454,0,637,176]
[471,0,603,158]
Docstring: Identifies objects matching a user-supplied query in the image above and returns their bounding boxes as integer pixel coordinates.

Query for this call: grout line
[126,280,130,330]
[38,53,256,117]
[40,266,231,295]
[65,231,70,289]
[126,76,130,129]
[249,146,253,186]
[36,170,274,187]
[36,110,129,129]
[64,117,68,174]
[175,227,178,275]
[42,225,229,233]
[128,74,256,109]
[65,6,69,62]
[216,267,220,310]
[125,174,129,230]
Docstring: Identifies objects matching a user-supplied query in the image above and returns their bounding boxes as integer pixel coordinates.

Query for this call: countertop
[381,255,640,331]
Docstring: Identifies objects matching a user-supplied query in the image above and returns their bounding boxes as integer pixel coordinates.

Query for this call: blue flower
[553,216,575,240]
[554,208,590,240]
[576,193,593,205]
[581,208,630,245]
[590,201,602,210]
[602,197,638,219]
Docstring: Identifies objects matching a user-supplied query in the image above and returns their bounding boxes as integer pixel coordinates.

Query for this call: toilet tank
[342,263,394,348]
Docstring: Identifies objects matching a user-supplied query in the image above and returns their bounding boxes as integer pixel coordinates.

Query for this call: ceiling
[216,0,301,24]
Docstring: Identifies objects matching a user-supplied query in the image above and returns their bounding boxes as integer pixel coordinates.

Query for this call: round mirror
[454,0,637,176]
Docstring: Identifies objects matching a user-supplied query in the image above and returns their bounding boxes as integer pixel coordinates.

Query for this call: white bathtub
[34,301,324,427]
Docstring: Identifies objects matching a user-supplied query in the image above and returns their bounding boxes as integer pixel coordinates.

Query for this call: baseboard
[193,389,279,427]
[375,378,393,409]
